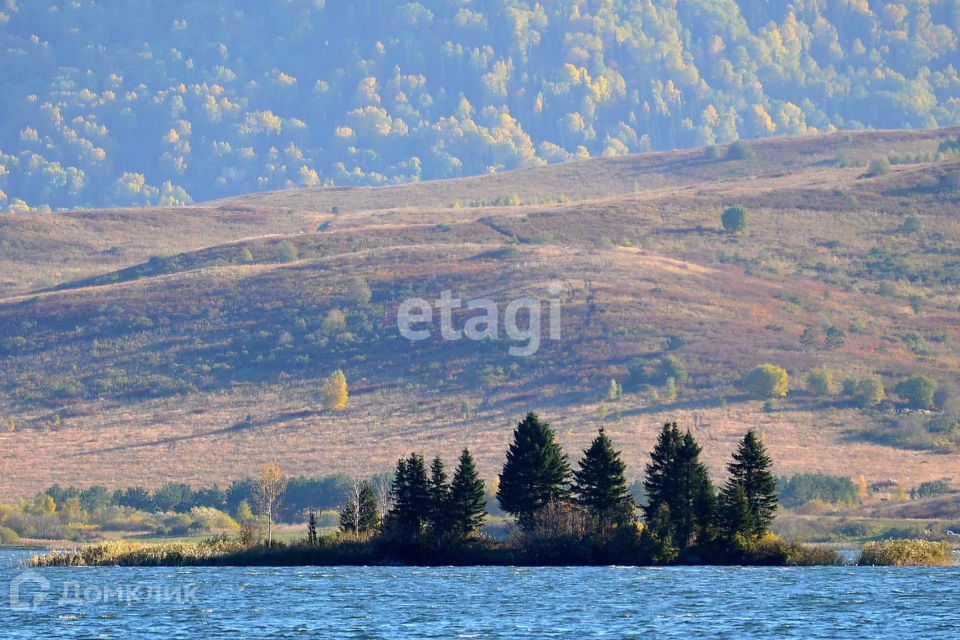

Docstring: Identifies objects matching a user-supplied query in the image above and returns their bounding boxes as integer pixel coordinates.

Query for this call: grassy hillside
[2,129,960,500]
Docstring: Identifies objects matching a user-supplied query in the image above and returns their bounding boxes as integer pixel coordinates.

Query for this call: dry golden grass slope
[2,128,960,500]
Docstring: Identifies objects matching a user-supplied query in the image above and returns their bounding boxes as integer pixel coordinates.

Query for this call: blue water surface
[1,549,958,639]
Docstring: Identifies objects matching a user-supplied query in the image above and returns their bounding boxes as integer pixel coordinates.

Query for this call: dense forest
[2,0,960,211]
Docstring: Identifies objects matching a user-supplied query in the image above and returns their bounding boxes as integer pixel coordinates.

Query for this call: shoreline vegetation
[30,535,841,568]
[857,539,956,567]
[24,414,958,568]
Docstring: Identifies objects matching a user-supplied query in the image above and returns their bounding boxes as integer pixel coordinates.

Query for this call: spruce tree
[357,481,379,532]
[642,423,714,549]
[719,483,754,544]
[573,427,633,526]
[721,431,778,537]
[639,503,679,565]
[497,412,571,526]
[389,453,431,536]
[673,431,715,549]
[642,422,683,524]
[449,448,487,538]
[428,455,452,540]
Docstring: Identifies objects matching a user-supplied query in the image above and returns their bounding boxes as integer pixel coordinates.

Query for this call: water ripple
[1,551,958,638]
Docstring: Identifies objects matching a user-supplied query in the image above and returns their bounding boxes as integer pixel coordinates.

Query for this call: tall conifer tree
[573,427,633,526]
[643,423,714,549]
[643,422,683,523]
[428,455,451,540]
[497,412,571,526]
[449,448,487,538]
[719,483,754,542]
[721,431,778,537]
[673,431,715,548]
[389,453,431,536]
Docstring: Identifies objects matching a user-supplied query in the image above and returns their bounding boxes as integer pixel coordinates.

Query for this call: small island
[32,413,954,569]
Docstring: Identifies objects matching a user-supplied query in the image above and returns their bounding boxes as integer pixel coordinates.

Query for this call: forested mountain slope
[2,0,960,212]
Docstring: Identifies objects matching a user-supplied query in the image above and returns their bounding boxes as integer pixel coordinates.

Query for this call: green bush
[841,376,858,397]
[343,277,372,306]
[275,241,299,263]
[853,376,885,408]
[864,157,891,177]
[726,141,755,161]
[806,368,832,397]
[0,526,20,545]
[940,169,960,193]
[189,507,241,532]
[703,144,720,159]
[858,539,954,566]
[721,205,747,234]
[656,355,688,385]
[895,374,938,409]
[779,474,858,508]
[746,535,841,566]
[901,215,923,234]
[917,480,953,499]
[743,364,789,399]
[161,513,197,536]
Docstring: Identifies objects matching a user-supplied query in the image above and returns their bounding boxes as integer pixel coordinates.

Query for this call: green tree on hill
[806,367,832,397]
[895,374,938,409]
[941,170,960,193]
[853,376,886,408]
[275,240,299,263]
[743,364,789,399]
[497,412,571,527]
[655,355,688,385]
[721,205,748,234]
[344,277,372,306]
[864,157,891,177]
[726,142,755,161]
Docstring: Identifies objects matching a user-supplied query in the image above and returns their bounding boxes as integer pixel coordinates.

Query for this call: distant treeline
[42,474,372,524]
[35,466,918,524]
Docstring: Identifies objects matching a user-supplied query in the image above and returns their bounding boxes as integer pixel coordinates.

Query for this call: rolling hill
[2,128,960,500]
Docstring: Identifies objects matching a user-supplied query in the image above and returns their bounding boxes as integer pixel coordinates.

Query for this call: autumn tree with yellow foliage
[321,369,349,410]
[252,461,287,547]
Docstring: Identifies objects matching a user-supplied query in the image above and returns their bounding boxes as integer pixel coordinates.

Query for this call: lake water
[1,549,958,638]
